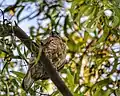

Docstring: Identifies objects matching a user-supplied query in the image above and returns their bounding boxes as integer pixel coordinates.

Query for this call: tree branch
[11,25,73,96]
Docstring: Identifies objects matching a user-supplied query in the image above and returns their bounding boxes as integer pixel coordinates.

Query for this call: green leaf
[85,22,97,32]
[94,89,112,96]
[10,71,25,78]
[66,69,74,87]
[112,15,119,28]
[96,26,109,44]
[103,89,112,96]
[1,61,8,74]
[0,51,5,58]
[115,88,120,96]
[11,78,19,87]
[67,40,79,52]
[83,6,94,16]
[64,15,70,37]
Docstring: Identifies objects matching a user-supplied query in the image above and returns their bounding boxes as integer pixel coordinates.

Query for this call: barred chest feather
[30,36,66,80]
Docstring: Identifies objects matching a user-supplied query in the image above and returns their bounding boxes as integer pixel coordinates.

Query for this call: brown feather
[22,35,66,91]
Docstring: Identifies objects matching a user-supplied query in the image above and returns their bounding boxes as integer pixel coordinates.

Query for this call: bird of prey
[22,34,66,91]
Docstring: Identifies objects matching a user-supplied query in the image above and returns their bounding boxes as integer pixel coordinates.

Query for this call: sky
[0,0,38,33]
[0,0,71,34]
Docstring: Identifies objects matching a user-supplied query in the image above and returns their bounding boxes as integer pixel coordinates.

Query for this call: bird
[22,33,66,91]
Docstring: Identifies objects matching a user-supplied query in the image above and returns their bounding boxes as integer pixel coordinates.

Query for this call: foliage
[0,0,120,96]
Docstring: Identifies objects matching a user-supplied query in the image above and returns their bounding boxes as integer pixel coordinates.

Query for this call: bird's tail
[22,71,34,92]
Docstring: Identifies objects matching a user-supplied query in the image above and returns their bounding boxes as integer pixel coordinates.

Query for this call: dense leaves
[0,0,120,96]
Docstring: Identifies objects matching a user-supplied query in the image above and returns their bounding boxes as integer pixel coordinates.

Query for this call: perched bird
[22,34,66,91]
